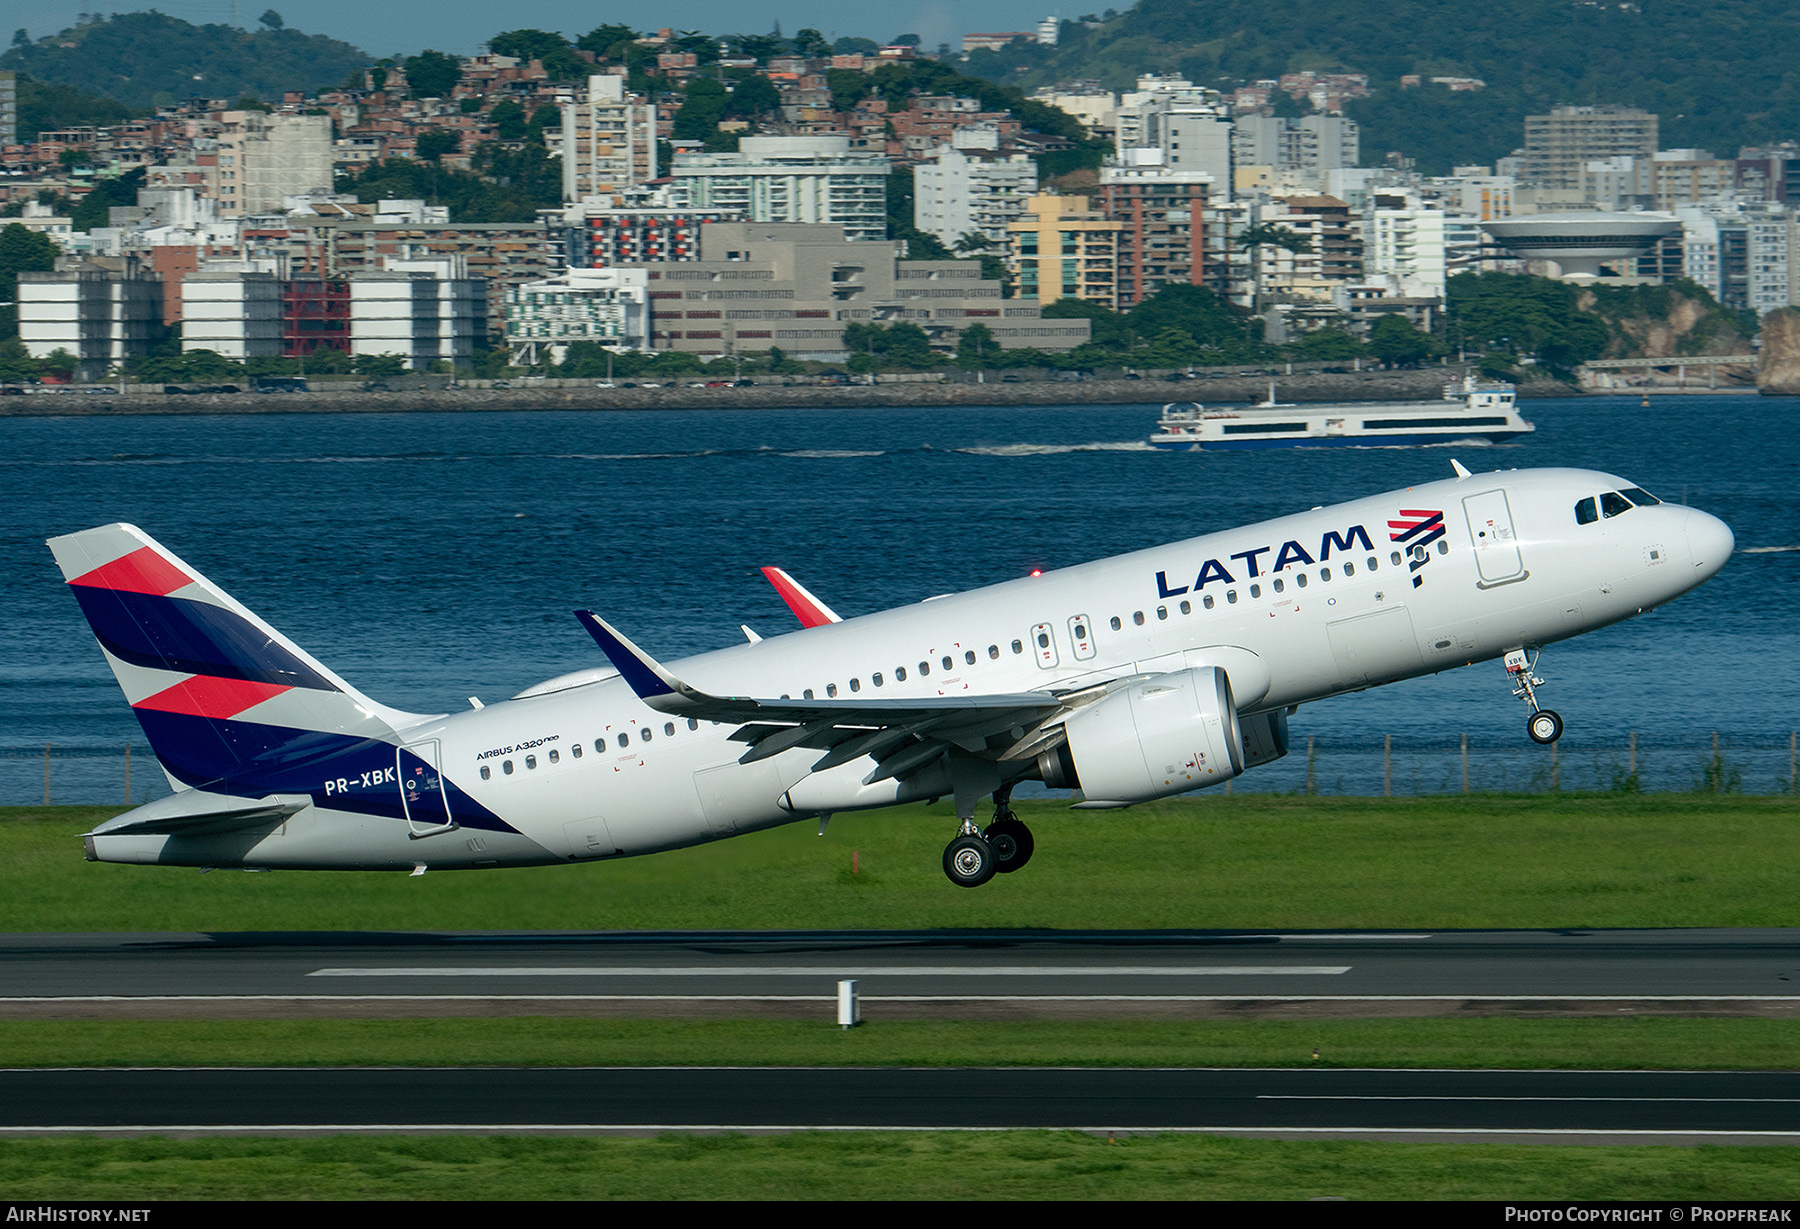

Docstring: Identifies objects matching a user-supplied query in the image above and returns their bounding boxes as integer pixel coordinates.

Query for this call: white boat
[1148,375,1534,451]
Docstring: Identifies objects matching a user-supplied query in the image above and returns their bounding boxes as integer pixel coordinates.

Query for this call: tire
[1528,710,1564,745]
[943,835,996,888]
[984,817,1035,874]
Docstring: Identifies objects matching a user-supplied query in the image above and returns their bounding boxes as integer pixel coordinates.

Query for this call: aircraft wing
[575,611,1087,782]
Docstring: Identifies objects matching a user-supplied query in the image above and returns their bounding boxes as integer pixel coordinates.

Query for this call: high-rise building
[1522,106,1658,192]
[17,259,165,379]
[504,267,650,364]
[1006,194,1122,309]
[1098,165,1212,308]
[1113,80,1233,200]
[1231,116,1360,187]
[670,137,890,242]
[556,75,658,204]
[913,144,1038,252]
[208,112,334,218]
[0,71,16,147]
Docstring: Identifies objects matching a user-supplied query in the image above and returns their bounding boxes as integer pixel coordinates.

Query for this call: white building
[913,144,1038,252]
[1113,79,1233,199]
[348,256,484,368]
[180,266,283,359]
[207,112,334,218]
[670,136,890,242]
[503,267,650,365]
[1364,193,1449,298]
[1231,116,1360,189]
[555,74,659,204]
[17,261,164,378]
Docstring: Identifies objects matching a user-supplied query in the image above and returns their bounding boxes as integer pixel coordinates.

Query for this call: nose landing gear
[1506,648,1564,744]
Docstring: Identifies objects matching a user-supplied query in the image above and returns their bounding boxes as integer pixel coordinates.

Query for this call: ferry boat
[1148,375,1534,451]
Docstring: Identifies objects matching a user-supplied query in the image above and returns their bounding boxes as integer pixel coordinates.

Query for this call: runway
[2,928,1798,1015]
[2,1067,1797,1141]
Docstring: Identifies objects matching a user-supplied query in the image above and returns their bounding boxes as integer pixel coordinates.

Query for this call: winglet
[573,611,682,702]
[761,566,842,627]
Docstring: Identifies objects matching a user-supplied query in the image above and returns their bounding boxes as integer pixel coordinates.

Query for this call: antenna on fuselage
[1451,458,1472,479]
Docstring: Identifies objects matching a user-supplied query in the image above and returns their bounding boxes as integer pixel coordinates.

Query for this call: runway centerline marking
[306,965,1354,978]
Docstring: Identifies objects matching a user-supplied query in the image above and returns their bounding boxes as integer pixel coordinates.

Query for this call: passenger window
[1575,496,1598,525]
[1273,578,1284,593]
[1249,583,1261,598]
[503,760,513,775]
[594,740,604,753]
[525,755,537,770]
[1601,491,1632,518]
[942,656,953,671]
[1343,562,1355,576]
[849,678,861,692]
[616,733,628,748]
[919,662,931,676]
[1156,606,1168,620]
[826,683,838,697]
[1179,600,1191,614]
[1110,616,1122,630]
[480,765,491,780]
[964,651,976,665]
[687,719,698,730]
[988,645,999,659]
[572,744,583,759]
[1366,556,1378,571]
[1203,594,1215,609]
[1226,590,1238,604]
[1390,551,1402,566]
[1296,573,1308,588]
[896,666,908,680]
[1319,568,1332,582]
[549,749,560,763]
[664,723,675,736]
[641,729,651,742]
[1437,540,1448,555]
[873,672,883,687]
[803,688,815,699]
[1133,611,1145,625]
[1011,640,1023,655]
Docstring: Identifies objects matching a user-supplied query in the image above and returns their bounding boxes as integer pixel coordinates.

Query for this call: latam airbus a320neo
[50,464,1732,887]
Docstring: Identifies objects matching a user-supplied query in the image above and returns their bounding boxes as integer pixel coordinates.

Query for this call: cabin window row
[478,718,703,779]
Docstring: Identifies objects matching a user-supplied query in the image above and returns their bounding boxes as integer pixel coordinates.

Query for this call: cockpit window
[1575,497,1598,525]
[1601,491,1633,518]
[1620,486,1661,506]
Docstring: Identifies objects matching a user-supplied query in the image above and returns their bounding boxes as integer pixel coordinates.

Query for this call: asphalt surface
[1,1067,1796,1140]
[2,928,1798,1008]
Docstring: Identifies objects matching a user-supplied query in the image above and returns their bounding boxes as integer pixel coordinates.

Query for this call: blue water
[3,395,1796,802]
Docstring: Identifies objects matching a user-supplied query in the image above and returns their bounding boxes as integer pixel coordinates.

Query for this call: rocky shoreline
[0,366,1582,416]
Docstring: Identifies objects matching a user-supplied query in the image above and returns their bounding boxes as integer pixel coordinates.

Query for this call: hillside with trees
[2,11,369,109]
[974,0,1800,173]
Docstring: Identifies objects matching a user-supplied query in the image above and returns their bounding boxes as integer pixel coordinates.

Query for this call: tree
[489,100,526,142]
[726,74,781,121]
[404,50,461,99]
[672,77,729,142]
[793,28,830,59]
[1367,314,1443,368]
[0,223,58,339]
[1237,223,1313,255]
[956,322,996,371]
[258,10,283,30]
[1295,327,1366,361]
[577,25,638,58]
[12,28,29,48]
[415,129,459,162]
[488,29,571,62]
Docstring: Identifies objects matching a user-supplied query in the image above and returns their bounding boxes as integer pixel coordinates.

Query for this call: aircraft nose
[1684,510,1734,581]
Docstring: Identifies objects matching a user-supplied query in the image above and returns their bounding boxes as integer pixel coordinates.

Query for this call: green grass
[1,1133,1796,1200]
[6,795,1800,932]
[0,1018,1796,1072]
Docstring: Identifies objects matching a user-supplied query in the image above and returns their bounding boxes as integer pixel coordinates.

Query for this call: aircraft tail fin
[48,523,424,795]
[761,566,841,627]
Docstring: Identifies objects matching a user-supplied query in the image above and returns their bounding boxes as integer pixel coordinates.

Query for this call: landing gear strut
[941,785,1035,887]
[1506,648,1564,745]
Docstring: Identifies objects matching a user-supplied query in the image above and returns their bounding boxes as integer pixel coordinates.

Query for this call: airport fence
[4,733,1798,808]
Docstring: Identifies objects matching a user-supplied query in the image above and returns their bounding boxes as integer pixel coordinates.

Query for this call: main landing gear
[1506,648,1564,745]
[942,786,1035,888]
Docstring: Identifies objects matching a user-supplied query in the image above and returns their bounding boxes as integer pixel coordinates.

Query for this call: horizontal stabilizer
[86,790,309,839]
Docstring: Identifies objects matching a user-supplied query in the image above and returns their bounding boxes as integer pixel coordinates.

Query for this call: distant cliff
[1756,309,1800,395]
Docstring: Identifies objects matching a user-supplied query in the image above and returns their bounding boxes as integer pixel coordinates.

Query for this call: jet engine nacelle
[1056,666,1245,808]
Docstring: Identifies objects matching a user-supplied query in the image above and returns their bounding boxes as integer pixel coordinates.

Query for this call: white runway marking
[306,965,1353,978]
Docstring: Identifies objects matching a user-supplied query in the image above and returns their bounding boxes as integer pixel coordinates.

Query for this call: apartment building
[1522,106,1658,192]
[913,143,1039,252]
[670,137,890,243]
[555,74,659,203]
[1097,165,1212,308]
[1007,194,1122,309]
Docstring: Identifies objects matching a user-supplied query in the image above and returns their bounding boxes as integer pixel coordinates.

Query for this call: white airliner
[49,464,1732,887]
